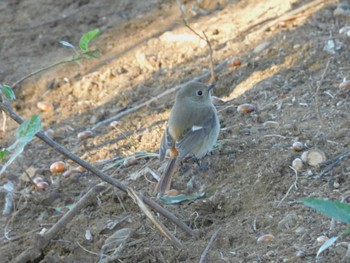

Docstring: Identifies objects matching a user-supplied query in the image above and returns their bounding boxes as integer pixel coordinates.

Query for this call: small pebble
[110,121,119,129]
[77,130,94,140]
[257,234,274,244]
[254,41,270,54]
[292,158,303,171]
[317,235,328,244]
[333,181,340,189]
[339,80,350,89]
[123,156,137,167]
[37,101,54,112]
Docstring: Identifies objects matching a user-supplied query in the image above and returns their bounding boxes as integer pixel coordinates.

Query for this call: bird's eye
[197,90,203,96]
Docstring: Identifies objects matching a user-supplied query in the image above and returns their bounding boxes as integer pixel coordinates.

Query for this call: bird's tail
[154,157,177,195]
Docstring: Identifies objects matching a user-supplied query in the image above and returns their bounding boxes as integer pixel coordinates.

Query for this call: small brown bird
[155,81,220,194]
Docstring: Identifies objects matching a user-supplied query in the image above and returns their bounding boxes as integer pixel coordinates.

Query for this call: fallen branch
[199,227,221,263]
[13,183,106,263]
[317,150,350,179]
[91,60,227,131]
[0,102,196,239]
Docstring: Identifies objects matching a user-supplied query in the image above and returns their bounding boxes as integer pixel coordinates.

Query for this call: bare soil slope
[1,0,350,262]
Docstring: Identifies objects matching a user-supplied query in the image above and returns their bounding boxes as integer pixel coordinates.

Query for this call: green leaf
[0,140,28,175]
[79,28,100,51]
[160,192,205,204]
[0,116,42,176]
[0,149,9,161]
[16,115,42,139]
[0,84,16,101]
[303,198,350,224]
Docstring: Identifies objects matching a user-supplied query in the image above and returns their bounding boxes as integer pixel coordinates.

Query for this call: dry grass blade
[276,166,298,208]
[127,187,182,248]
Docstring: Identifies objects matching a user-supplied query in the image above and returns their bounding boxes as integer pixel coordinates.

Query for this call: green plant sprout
[0,28,102,175]
[0,83,16,132]
[0,84,16,101]
[0,115,42,175]
[11,28,101,88]
[303,198,350,258]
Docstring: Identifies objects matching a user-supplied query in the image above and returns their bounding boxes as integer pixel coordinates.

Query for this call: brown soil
[1,0,350,262]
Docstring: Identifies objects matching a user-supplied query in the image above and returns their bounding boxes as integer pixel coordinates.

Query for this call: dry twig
[177,0,216,82]
[13,183,106,263]
[317,150,350,179]
[199,227,221,263]
[0,102,196,239]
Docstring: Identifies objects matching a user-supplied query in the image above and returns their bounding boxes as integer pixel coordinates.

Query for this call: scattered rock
[254,41,270,54]
[257,234,275,244]
[317,235,329,244]
[292,158,304,171]
[291,142,304,152]
[301,149,326,166]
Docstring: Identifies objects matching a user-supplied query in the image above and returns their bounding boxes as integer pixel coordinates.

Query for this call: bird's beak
[208,83,216,91]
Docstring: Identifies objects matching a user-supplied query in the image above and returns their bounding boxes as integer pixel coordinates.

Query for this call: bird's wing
[176,110,217,160]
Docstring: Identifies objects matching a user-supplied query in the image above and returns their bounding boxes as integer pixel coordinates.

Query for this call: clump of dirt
[1,0,350,262]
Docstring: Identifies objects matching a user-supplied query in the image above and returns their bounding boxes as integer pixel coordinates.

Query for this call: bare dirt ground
[1,0,350,262]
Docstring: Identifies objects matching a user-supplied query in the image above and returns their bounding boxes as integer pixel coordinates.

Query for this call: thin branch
[11,58,74,88]
[317,150,350,179]
[177,0,216,82]
[0,102,196,238]
[40,184,106,244]
[202,31,215,83]
[76,241,101,257]
[13,184,106,263]
[11,48,99,88]
[199,227,221,263]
